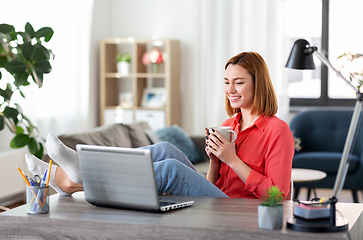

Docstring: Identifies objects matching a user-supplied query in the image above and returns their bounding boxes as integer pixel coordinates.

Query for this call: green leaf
[0,88,11,101]
[34,142,44,159]
[35,27,54,42]
[261,186,284,207]
[0,115,4,131]
[21,42,33,61]
[25,22,35,38]
[4,60,27,74]
[9,31,16,41]
[10,133,30,148]
[0,83,14,100]
[30,66,44,88]
[27,137,38,155]
[31,44,46,62]
[3,106,19,119]
[17,31,31,43]
[0,33,10,53]
[14,72,29,87]
[0,24,15,34]
[18,88,26,98]
[15,126,24,134]
[0,56,8,68]
[39,45,51,60]
[35,60,52,74]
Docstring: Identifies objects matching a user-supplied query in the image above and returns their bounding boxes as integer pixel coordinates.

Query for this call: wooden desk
[0,192,362,239]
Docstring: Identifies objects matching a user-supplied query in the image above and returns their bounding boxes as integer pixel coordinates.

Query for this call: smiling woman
[223,52,278,119]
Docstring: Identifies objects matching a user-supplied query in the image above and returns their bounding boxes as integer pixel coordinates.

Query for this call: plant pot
[117,62,129,76]
[258,205,283,229]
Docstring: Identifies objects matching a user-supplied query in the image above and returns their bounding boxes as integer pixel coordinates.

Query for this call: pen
[26,176,35,186]
[41,169,48,187]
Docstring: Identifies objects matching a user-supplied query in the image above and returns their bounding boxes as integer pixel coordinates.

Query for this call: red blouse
[214,113,294,199]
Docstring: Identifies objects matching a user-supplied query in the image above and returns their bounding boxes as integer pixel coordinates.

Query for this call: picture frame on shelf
[119,92,133,108]
[141,88,166,108]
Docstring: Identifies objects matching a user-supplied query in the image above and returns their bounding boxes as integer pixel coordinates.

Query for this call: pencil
[46,160,52,186]
[17,167,31,186]
[43,159,53,205]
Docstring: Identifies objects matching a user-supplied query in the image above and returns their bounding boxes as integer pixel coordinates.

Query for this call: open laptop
[76,144,194,212]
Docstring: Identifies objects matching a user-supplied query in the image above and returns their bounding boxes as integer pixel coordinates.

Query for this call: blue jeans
[141,142,228,198]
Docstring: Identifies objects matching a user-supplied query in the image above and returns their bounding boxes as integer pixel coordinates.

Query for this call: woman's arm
[243,125,295,199]
[205,150,221,184]
[205,129,221,183]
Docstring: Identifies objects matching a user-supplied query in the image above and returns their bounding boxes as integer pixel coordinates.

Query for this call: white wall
[91,0,200,133]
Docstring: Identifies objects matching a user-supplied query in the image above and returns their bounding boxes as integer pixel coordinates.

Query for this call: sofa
[54,122,210,176]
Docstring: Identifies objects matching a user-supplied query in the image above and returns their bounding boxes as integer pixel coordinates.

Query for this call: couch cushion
[292,152,360,174]
[58,135,87,151]
[58,123,132,150]
[126,122,152,148]
[150,125,206,164]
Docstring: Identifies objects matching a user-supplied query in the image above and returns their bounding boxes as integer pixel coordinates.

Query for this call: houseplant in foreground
[258,185,284,229]
[0,22,54,159]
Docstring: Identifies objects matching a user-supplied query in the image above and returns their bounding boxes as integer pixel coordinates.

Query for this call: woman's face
[224,64,255,111]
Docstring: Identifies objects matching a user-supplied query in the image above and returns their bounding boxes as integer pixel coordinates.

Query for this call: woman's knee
[154,159,183,176]
[153,141,175,150]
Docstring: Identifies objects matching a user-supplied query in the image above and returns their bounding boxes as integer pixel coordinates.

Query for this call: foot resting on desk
[46,132,82,184]
[25,154,71,196]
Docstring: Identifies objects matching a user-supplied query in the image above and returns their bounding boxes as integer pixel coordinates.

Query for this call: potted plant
[337,52,363,90]
[0,22,54,159]
[258,186,284,229]
[116,53,131,76]
[142,48,163,73]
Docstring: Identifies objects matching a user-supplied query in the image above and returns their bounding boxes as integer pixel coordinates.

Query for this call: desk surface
[1,192,362,240]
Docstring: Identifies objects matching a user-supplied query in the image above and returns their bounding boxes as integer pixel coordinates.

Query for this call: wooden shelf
[99,38,180,129]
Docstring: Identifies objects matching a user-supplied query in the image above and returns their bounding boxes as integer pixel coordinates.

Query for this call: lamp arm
[332,99,363,198]
[313,51,358,92]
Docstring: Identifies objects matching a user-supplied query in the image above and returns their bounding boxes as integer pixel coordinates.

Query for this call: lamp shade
[285,39,316,70]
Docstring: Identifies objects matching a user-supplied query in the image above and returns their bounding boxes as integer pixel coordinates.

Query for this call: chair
[289,109,363,203]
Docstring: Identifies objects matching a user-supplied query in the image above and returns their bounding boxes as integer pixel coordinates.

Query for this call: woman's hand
[205,128,219,163]
[205,128,238,167]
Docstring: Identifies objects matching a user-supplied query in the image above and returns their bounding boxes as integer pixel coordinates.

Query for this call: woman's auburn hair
[224,52,278,118]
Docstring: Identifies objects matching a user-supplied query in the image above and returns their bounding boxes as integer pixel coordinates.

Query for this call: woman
[26,52,294,199]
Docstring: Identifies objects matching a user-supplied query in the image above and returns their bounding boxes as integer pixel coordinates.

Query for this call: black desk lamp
[285,39,363,232]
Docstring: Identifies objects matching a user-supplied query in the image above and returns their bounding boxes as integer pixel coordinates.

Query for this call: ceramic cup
[208,126,237,143]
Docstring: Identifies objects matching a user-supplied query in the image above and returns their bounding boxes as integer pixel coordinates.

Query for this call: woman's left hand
[206,129,238,167]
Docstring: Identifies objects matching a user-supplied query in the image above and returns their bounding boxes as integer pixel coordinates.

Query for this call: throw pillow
[145,129,162,144]
[126,122,153,148]
[153,125,205,164]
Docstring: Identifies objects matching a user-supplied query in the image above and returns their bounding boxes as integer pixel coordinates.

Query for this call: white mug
[208,126,237,143]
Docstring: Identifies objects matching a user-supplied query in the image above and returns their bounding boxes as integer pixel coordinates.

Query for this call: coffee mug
[208,127,237,143]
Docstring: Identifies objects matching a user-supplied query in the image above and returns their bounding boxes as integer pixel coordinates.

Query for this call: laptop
[76,144,194,212]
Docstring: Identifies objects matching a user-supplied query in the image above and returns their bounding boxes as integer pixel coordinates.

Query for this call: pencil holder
[26,185,49,214]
